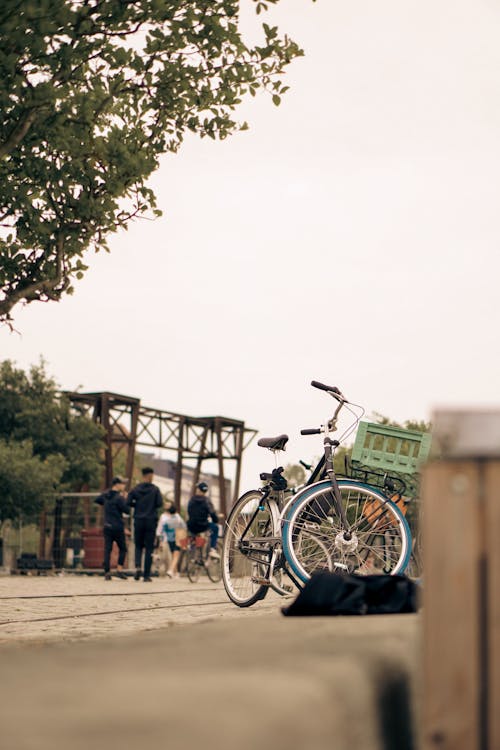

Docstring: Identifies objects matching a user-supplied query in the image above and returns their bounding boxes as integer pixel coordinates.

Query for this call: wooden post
[214,418,227,518]
[232,425,244,510]
[191,424,209,495]
[174,418,185,511]
[125,401,140,492]
[485,461,500,750]
[422,409,500,750]
[38,509,47,559]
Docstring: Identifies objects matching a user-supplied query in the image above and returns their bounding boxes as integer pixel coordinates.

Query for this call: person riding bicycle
[187,482,220,559]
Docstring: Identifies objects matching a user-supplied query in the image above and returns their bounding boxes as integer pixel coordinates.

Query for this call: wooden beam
[485,462,500,749]
[422,408,500,750]
[422,461,482,749]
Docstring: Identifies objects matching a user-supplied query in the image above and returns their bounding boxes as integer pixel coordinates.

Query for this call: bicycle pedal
[251,576,271,586]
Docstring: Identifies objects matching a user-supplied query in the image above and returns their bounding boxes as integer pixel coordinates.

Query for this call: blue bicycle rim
[281,479,412,584]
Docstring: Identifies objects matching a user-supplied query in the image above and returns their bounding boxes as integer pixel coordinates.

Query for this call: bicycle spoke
[222,492,276,607]
[283,481,411,581]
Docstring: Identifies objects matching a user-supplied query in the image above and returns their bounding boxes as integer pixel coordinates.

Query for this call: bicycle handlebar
[302,379,350,437]
[311,380,341,395]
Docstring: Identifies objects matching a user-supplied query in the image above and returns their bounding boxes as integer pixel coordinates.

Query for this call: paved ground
[0,573,283,644]
[0,573,419,750]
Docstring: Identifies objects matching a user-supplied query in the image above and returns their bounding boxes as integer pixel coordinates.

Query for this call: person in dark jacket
[95,476,130,581]
[128,467,163,581]
[187,482,220,558]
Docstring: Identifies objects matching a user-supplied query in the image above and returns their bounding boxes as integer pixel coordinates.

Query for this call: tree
[283,447,351,487]
[0,360,104,520]
[0,0,308,323]
[0,440,66,523]
[371,412,431,434]
[283,462,306,488]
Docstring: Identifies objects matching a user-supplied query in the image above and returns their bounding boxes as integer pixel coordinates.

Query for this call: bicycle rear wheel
[205,553,222,583]
[222,491,277,607]
[186,549,201,583]
[282,479,411,584]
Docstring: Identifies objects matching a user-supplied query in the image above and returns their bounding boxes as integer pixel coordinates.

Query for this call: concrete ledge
[0,612,418,750]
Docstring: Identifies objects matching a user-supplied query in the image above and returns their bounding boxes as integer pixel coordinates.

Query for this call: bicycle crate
[179,535,206,550]
[351,421,431,476]
[345,459,408,497]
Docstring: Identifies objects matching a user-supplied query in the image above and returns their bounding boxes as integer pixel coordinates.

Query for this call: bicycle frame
[222,381,412,606]
[280,398,352,521]
[242,391,377,585]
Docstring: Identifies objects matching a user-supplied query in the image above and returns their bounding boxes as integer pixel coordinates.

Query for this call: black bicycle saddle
[257,434,289,451]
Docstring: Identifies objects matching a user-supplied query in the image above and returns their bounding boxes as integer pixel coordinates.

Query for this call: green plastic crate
[351,421,432,476]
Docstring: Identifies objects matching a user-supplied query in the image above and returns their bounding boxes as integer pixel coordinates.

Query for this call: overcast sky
[1,0,499,491]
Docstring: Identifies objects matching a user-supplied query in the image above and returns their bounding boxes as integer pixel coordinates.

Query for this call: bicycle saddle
[257,434,289,451]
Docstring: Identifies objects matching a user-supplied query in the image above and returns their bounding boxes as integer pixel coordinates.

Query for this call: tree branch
[0,235,66,319]
[0,108,38,159]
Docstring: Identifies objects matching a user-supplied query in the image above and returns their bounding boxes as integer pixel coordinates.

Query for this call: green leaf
[0,0,306,324]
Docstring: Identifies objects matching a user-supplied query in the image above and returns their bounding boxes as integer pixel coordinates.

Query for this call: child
[161,503,186,578]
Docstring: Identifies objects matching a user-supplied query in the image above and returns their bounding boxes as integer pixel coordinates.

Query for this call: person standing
[187,481,220,558]
[128,466,163,581]
[95,476,130,581]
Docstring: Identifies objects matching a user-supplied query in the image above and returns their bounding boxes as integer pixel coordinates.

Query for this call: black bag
[282,571,419,617]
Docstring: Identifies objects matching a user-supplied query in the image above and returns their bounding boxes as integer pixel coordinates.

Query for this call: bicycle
[221,380,412,607]
[181,532,222,584]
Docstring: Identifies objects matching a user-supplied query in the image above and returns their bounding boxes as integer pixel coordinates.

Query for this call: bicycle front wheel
[222,491,277,607]
[282,480,411,584]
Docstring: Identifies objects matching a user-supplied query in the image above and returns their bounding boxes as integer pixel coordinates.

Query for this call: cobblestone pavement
[0,573,286,644]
